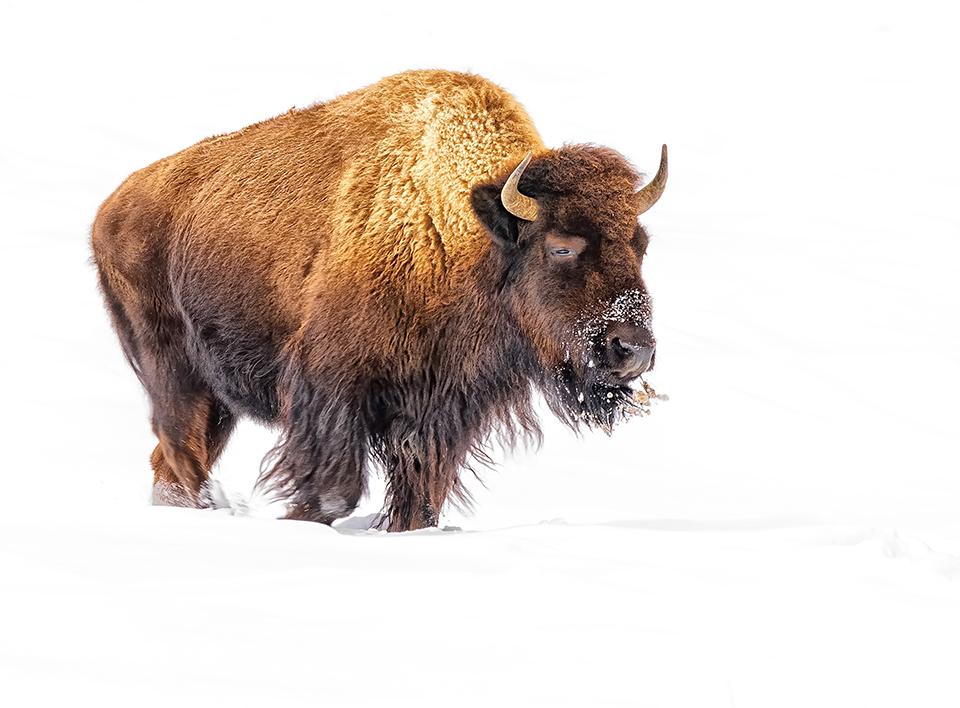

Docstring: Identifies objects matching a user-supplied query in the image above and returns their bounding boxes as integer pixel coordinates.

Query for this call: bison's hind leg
[94,253,237,508]
[150,392,236,507]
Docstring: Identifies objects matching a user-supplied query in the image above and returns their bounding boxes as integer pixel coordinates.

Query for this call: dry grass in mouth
[629,378,668,417]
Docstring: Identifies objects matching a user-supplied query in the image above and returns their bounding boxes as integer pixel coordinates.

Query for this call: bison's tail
[92,254,147,385]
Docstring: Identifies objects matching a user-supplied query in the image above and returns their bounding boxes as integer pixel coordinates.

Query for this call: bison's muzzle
[605,324,656,380]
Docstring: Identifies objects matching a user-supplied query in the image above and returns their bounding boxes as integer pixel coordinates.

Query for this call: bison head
[472,144,667,432]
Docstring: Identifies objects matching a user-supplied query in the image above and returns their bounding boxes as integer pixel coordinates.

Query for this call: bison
[91,70,667,531]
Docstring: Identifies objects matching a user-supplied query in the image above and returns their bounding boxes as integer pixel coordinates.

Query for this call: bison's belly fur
[91,70,543,530]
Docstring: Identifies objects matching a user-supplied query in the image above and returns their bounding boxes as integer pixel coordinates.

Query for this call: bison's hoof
[151,481,207,509]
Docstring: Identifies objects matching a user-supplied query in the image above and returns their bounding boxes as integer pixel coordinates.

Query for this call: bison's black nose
[605,325,656,379]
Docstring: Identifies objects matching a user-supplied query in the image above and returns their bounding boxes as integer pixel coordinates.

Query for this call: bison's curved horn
[635,144,668,216]
[501,152,539,221]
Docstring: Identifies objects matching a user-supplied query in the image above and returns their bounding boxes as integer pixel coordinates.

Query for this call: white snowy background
[2,1,959,706]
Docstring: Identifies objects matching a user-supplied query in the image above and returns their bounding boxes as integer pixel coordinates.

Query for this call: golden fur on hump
[107,70,544,319]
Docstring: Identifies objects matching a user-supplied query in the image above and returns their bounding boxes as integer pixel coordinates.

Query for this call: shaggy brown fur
[91,70,665,531]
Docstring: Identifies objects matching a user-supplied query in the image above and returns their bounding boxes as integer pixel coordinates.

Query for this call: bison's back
[165,70,541,293]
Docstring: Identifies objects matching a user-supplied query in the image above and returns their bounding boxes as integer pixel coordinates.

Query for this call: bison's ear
[471,182,521,251]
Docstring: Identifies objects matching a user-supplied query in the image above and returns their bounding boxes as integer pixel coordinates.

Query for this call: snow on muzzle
[568,289,656,381]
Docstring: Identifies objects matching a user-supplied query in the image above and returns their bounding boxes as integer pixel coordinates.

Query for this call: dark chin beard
[544,361,638,434]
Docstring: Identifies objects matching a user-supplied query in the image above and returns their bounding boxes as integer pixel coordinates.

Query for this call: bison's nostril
[607,339,655,377]
[611,336,631,360]
[605,325,655,377]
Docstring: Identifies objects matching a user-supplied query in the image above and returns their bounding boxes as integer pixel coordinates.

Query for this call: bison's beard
[544,360,644,434]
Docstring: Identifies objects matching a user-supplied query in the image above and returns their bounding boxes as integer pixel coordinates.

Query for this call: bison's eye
[544,234,587,261]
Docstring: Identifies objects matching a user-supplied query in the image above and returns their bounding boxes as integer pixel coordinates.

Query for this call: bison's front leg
[385,456,441,532]
[261,375,368,525]
[380,419,471,532]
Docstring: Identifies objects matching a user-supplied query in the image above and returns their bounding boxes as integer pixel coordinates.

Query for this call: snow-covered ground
[2,1,959,706]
